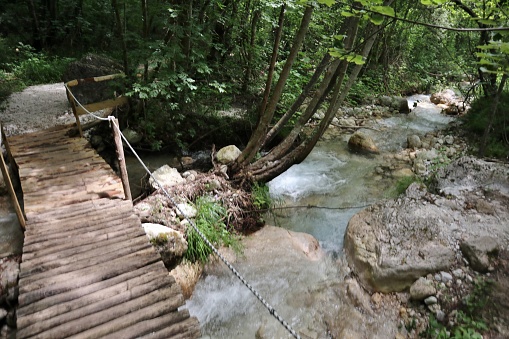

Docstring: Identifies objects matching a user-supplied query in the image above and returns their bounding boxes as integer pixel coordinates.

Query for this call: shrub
[184,196,242,263]
[462,92,509,159]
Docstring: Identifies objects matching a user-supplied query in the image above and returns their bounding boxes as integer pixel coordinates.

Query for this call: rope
[65,84,301,339]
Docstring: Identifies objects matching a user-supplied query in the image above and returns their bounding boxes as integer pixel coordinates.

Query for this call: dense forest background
[1,0,508,180]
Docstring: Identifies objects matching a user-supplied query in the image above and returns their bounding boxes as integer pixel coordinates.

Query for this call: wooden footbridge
[0,121,201,338]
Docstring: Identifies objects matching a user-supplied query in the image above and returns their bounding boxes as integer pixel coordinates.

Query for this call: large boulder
[344,156,509,293]
[348,132,379,154]
[344,183,456,292]
[62,54,124,105]
[216,145,242,164]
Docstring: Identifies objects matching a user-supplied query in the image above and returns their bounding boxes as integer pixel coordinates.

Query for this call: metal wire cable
[65,84,301,339]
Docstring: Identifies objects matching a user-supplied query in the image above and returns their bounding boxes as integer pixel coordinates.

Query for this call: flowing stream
[187,95,457,338]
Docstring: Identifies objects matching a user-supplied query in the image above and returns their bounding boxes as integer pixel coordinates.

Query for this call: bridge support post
[0,123,26,230]
[110,118,132,201]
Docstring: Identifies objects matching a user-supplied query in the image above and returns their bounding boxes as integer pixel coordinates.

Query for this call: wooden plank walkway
[5,125,200,338]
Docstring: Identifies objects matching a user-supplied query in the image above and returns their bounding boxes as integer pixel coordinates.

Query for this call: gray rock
[410,277,436,301]
[0,309,7,322]
[348,132,379,154]
[122,128,142,145]
[149,165,185,190]
[339,117,357,127]
[460,236,500,273]
[142,223,188,267]
[433,156,509,197]
[440,272,453,283]
[452,268,464,278]
[216,145,242,164]
[436,310,446,322]
[424,296,438,305]
[175,203,197,219]
[407,135,422,149]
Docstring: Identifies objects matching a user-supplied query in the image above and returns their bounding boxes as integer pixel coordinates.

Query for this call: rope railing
[64,83,302,339]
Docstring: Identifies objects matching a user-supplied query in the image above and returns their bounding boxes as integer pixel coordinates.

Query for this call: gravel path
[1,83,77,136]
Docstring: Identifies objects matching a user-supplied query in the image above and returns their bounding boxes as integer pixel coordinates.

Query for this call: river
[186,95,457,338]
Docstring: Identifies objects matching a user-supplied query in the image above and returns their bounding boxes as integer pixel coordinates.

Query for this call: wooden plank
[24,203,134,234]
[21,231,145,265]
[136,316,201,339]
[25,198,125,223]
[22,219,144,253]
[64,290,184,339]
[0,123,26,229]
[17,262,166,317]
[108,308,193,339]
[17,273,172,337]
[19,247,161,304]
[20,237,152,284]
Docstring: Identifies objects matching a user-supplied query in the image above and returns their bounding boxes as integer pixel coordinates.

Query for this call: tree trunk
[111,0,129,73]
[236,12,362,182]
[27,0,43,49]
[479,73,508,157]
[234,5,314,171]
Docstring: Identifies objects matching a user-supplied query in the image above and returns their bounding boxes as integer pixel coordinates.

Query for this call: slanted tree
[230,0,396,183]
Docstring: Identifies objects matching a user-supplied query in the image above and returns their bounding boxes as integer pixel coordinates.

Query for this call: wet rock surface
[345,156,509,293]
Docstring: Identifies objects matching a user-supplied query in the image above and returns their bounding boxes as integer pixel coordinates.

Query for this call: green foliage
[393,176,419,196]
[421,278,491,339]
[251,182,272,210]
[4,43,73,86]
[184,197,242,263]
[462,92,509,159]
[0,71,23,104]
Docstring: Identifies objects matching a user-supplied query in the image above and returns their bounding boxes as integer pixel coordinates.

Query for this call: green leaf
[369,13,384,25]
[317,0,335,6]
[371,5,394,17]
[341,10,355,17]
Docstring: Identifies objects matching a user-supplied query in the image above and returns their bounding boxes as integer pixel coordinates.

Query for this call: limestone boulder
[149,165,185,190]
[216,145,242,164]
[348,132,379,154]
[460,236,500,273]
[62,54,124,105]
[142,223,187,268]
[344,183,456,292]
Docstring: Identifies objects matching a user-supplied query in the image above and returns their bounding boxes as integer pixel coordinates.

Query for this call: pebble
[0,309,7,322]
[440,272,453,282]
[424,296,438,305]
[434,274,441,282]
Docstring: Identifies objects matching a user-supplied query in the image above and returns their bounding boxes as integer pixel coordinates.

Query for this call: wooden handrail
[0,123,26,230]
[64,73,128,137]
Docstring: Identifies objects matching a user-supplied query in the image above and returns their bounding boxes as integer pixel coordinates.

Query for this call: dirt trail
[1,83,73,135]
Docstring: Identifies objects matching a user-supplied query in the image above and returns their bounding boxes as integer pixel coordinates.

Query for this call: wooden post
[110,118,132,201]
[0,123,26,230]
[65,86,83,137]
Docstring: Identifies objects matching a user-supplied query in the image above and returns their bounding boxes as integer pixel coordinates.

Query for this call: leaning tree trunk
[235,12,363,183]
[234,5,314,172]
